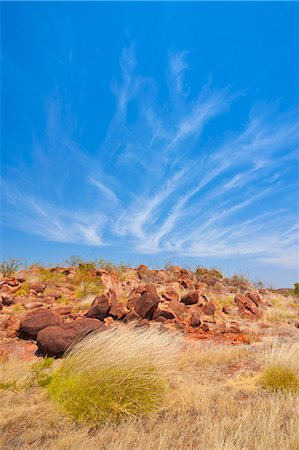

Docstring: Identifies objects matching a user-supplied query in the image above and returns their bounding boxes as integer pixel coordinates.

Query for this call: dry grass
[214,294,235,309]
[0,329,298,450]
[264,295,298,323]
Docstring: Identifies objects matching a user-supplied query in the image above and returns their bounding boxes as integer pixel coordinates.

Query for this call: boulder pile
[0,263,280,358]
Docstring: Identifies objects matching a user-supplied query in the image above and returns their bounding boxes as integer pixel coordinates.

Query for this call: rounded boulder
[36,318,107,357]
[19,309,63,340]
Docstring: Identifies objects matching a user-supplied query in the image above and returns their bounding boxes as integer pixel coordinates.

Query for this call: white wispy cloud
[89,177,119,205]
[169,51,189,95]
[2,183,105,246]
[2,46,299,271]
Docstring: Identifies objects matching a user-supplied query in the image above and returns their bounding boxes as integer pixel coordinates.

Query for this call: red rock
[127,295,141,309]
[36,318,107,357]
[19,309,63,340]
[134,292,159,319]
[46,290,62,300]
[134,318,151,328]
[107,289,118,303]
[109,296,129,319]
[5,278,19,287]
[28,281,45,293]
[54,306,73,315]
[246,291,262,307]
[15,270,27,283]
[181,292,199,305]
[180,279,195,290]
[144,283,158,296]
[124,279,139,291]
[167,299,186,318]
[202,302,216,316]
[162,288,179,302]
[235,293,262,319]
[190,311,201,328]
[155,316,167,323]
[136,264,158,282]
[104,316,115,326]
[130,285,145,295]
[9,285,23,294]
[153,308,175,320]
[1,295,15,306]
[124,309,140,322]
[86,294,111,320]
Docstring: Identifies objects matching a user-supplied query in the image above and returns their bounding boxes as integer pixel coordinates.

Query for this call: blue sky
[1,2,299,286]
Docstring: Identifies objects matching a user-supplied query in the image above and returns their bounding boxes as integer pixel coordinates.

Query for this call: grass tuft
[47,327,181,423]
[14,282,29,297]
[259,365,299,393]
[74,281,103,299]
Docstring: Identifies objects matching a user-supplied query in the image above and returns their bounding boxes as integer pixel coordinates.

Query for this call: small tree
[294,283,299,296]
[0,257,20,277]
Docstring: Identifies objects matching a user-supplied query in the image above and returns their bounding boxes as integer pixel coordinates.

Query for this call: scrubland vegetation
[0,257,298,449]
[1,328,299,450]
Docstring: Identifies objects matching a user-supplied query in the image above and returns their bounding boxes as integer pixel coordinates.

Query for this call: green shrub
[294,283,299,296]
[47,328,181,423]
[64,255,84,267]
[0,257,20,277]
[259,365,299,393]
[230,274,250,284]
[96,258,116,272]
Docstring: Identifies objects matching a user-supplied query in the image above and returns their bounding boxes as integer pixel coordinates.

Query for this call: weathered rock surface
[181,292,199,305]
[235,292,263,319]
[190,311,202,328]
[37,318,107,357]
[134,292,160,319]
[19,309,63,340]
[28,281,45,293]
[202,301,216,316]
[86,294,111,320]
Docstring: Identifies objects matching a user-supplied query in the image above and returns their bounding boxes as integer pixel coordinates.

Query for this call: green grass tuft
[46,328,180,423]
[259,365,299,393]
[48,363,167,423]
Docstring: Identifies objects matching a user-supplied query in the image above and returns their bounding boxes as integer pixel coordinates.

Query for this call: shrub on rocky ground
[0,258,20,277]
